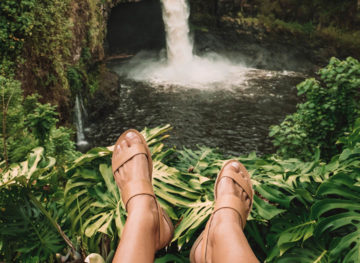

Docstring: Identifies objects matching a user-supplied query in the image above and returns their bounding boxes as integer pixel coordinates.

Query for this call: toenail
[126,132,137,138]
[231,162,240,169]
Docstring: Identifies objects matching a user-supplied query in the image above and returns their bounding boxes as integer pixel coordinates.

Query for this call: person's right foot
[194,161,252,263]
[112,131,173,250]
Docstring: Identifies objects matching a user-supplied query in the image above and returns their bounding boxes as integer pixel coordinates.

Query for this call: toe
[114,170,120,177]
[245,197,251,211]
[223,160,240,173]
[120,139,128,150]
[126,131,142,146]
[217,177,236,197]
[241,190,247,202]
[239,169,245,178]
[114,144,121,157]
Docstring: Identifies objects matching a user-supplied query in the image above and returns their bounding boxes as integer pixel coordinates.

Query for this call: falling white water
[117,0,249,88]
[75,95,89,149]
[161,0,193,65]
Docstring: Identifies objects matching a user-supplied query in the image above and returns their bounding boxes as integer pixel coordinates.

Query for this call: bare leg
[194,163,259,263]
[113,195,158,263]
[112,132,171,263]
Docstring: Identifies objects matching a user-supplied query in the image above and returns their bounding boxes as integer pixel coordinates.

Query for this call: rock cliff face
[190,0,359,26]
[188,0,359,67]
[106,0,165,54]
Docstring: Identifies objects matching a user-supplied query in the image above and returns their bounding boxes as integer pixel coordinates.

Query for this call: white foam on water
[120,51,249,88]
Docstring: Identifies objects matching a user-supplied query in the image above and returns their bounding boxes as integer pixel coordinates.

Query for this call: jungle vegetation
[1,57,360,262]
[1,0,360,262]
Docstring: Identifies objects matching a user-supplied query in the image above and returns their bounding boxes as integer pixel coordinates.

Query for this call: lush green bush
[251,0,358,28]
[0,75,78,167]
[0,0,35,60]
[270,57,360,160]
[1,0,107,118]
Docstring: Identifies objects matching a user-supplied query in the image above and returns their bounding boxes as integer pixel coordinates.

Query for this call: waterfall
[75,95,89,149]
[161,0,193,65]
[120,0,247,88]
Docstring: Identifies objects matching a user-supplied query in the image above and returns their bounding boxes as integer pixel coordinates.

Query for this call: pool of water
[86,61,305,157]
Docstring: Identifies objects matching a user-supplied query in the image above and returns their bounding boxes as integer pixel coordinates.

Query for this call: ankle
[212,208,241,225]
[127,195,159,227]
[210,209,242,243]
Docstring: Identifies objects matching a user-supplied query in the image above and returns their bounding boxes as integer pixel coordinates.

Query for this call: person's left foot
[193,161,252,263]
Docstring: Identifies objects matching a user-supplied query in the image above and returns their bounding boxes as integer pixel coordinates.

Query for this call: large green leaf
[276,244,330,263]
[155,252,189,263]
[0,147,55,188]
[312,171,360,262]
[0,192,64,262]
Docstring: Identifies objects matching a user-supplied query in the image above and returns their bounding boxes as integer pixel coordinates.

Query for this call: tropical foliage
[0,147,69,262]
[270,57,360,160]
[61,119,360,263]
[0,75,78,167]
[3,116,360,262]
[1,0,359,261]
[0,0,109,121]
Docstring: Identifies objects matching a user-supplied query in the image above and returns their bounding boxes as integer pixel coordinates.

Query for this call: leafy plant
[270,57,360,160]
[63,123,360,262]
[0,76,23,167]
[27,103,58,145]
[0,190,64,263]
[0,147,77,262]
[0,0,35,60]
[312,163,360,261]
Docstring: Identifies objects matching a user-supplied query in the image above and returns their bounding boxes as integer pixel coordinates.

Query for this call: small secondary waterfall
[75,95,89,150]
[161,0,193,65]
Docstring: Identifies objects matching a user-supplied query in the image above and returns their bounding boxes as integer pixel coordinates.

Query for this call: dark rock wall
[107,0,165,54]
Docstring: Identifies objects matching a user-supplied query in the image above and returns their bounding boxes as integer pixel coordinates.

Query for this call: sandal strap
[122,183,171,250]
[214,195,248,229]
[201,214,212,263]
[156,203,168,250]
[200,195,249,262]
[121,179,155,210]
[216,171,253,201]
[199,161,253,263]
[112,143,148,174]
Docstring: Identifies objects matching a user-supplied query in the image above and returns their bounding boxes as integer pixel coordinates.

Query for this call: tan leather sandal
[190,160,254,263]
[111,129,174,250]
